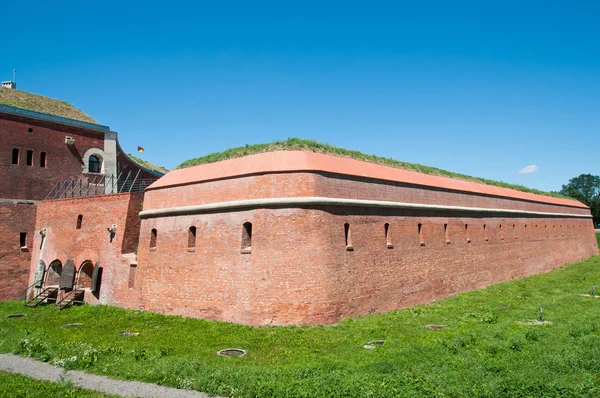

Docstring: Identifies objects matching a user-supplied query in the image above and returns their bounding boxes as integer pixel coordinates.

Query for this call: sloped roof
[150,150,588,209]
[0,88,97,124]
[126,153,169,176]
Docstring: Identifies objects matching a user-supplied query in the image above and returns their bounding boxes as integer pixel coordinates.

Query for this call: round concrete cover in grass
[217,348,246,357]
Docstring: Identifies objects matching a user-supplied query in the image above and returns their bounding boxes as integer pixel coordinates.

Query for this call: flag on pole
[137,146,145,153]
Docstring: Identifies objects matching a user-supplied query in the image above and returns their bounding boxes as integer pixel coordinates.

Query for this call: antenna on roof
[1,70,16,89]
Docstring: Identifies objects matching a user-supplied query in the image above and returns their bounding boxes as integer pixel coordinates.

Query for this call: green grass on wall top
[2,255,600,397]
[178,138,570,200]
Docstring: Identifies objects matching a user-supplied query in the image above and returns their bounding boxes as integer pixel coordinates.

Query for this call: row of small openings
[344,222,585,250]
[149,222,254,254]
[12,148,47,167]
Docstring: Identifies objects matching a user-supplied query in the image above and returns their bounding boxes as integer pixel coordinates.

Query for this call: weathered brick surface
[29,193,144,308]
[0,111,159,302]
[136,172,599,325]
[0,114,105,200]
[143,172,589,216]
[0,201,36,300]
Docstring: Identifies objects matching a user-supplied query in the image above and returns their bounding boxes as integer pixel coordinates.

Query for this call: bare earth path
[0,353,218,398]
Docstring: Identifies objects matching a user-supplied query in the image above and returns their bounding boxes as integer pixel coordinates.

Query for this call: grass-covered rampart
[2,253,600,397]
[178,138,569,200]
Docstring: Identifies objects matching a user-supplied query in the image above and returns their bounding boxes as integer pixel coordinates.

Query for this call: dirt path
[0,353,218,398]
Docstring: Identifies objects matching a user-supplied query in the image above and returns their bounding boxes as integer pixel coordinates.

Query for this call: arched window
[88,155,101,173]
[188,226,196,249]
[12,148,19,164]
[40,152,47,168]
[418,223,425,246]
[241,222,252,253]
[26,150,33,166]
[384,223,393,249]
[150,228,157,249]
[76,214,83,230]
[344,223,353,251]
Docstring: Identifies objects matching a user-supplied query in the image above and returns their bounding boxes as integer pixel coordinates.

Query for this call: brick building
[0,87,164,300]
[29,149,597,325]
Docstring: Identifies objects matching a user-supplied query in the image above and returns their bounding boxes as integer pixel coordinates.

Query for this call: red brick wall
[0,201,36,300]
[143,172,589,216]
[0,114,106,200]
[29,193,144,308]
[136,172,598,325]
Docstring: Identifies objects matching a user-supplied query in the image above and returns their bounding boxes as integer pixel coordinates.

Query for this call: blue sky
[3,1,599,191]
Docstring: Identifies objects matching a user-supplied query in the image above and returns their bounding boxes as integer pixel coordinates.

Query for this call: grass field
[0,371,115,397]
[2,254,600,397]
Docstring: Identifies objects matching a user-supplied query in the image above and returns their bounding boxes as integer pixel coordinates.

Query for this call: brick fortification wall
[29,193,144,308]
[0,200,36,300]
[136,151,598,325]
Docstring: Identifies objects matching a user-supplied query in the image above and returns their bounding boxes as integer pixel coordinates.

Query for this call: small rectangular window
[444,223,451,244]
[465,224,471,243]
[241,222,252,253]
[20,232,27,248]
[483,224,488,241]
[418,223,425,246]
[12,148,19,164]
[76,214,83,229]
[150,228,157,250]
[40,152,47,168]
[26,150,33,166]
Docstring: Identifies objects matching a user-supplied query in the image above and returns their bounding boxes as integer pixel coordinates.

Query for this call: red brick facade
[28,193,144,308]
[131,152,598,325]
[0,114,108,200]
[0,107,161,301]
[22,151,599,325]
[0,200,36,300]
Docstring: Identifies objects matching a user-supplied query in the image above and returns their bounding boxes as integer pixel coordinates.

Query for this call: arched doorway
[78,261,94,289]
[46,260,62,286]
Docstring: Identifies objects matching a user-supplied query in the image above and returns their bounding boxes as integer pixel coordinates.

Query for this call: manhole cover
[217,348,246,357]
[426,324,445,329]
[61,323,82,328]
[7,314,26,318]
[119,332,140,337]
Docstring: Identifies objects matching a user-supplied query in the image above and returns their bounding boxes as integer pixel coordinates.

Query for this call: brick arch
[46,259,63,286]
[78,260,94,289]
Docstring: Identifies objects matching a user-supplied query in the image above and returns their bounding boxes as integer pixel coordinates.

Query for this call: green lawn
[2,255,600,397]
[0,371,115,397]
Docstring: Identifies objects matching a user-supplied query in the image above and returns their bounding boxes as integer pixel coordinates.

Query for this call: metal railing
[45,170,155,200]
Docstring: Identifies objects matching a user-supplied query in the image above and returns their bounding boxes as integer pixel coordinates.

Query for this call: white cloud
[518,165,539,174]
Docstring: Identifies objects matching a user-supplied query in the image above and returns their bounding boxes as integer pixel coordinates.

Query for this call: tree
[559,174,600,226]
